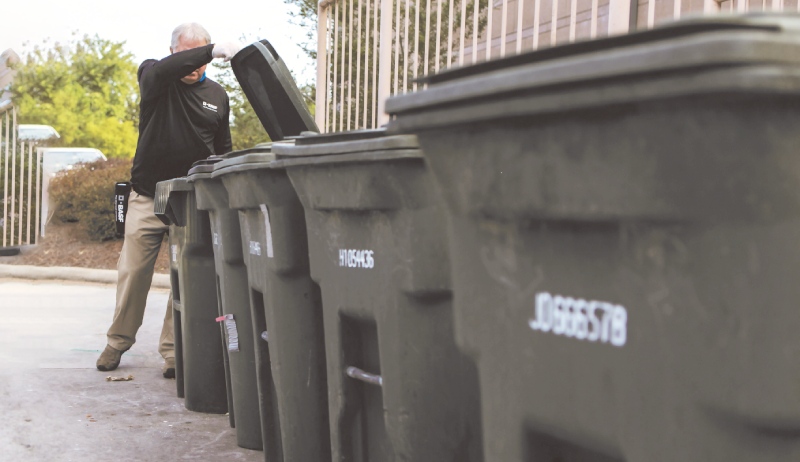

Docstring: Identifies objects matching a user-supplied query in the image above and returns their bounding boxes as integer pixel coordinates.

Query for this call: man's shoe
[96,345,125,371]
[162,357,176,379]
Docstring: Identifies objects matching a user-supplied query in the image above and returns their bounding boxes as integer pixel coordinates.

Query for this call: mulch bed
[0,221,169,273]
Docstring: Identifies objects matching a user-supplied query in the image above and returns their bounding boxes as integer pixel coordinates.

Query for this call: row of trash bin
[155,15,800,462]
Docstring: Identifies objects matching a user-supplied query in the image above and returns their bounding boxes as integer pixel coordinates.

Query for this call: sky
[0,0,316,86]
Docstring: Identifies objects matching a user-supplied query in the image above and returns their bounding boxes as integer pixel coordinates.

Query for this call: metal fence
[315,0,796,132]
[1,105,42,249]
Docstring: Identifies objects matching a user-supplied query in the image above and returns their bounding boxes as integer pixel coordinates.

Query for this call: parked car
[18,124,60,142]
[39,147,107,236]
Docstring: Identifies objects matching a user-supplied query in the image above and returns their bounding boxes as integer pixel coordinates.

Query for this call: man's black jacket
[130,44,232,197]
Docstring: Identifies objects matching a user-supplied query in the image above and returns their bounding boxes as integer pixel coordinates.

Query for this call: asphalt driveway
[0,278,261,462]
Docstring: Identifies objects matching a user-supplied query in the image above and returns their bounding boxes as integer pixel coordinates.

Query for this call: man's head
[170,23,211,85]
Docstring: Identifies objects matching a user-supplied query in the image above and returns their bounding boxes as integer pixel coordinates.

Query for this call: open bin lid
[231,40,318,141]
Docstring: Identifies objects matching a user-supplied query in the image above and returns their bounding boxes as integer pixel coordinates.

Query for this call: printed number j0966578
[529,292,627,347]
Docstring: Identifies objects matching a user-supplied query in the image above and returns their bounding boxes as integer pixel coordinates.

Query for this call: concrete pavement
[0,264,170,288]
[0,273,262,462]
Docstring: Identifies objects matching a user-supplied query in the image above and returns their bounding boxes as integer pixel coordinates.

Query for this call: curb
[0,264,170,289]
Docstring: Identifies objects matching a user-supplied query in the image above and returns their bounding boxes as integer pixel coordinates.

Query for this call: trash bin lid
[154,178,192,225]
[272,130,422,168]
[211,144,281,178]
[272,129,420,160]
[168,177,193,192]
[187,156,224,180]
[386,13,800,129]
[422,14,790,85]
[231,39,318,141]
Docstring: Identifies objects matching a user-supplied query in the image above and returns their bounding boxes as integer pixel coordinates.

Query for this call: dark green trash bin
[215,37,322,461]
[212,146,329,462]
[387,15,800,462]
[273,130,482,462]
[154,180,186,398]
[154,178,229,415]
[188,159,263,451]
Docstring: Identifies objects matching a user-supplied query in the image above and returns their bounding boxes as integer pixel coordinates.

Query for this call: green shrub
[48,158,132,241]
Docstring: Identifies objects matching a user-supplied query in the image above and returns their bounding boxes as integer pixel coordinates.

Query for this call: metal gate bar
[315,0,796,133]
[1,105,42,249]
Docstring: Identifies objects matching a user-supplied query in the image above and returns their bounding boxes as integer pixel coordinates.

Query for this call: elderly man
[97,23,240,377]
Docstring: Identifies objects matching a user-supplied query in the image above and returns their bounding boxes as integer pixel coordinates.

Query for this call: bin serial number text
[529,292,627,347]
[339,249,375,269]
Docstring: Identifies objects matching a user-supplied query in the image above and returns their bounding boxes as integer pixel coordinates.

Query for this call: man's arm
[138,44,215,102]
[214,95,233,155]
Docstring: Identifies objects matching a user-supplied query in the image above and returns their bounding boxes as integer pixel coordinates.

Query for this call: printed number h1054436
[339,249,375,269]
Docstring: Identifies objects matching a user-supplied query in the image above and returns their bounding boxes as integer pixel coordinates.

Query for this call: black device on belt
[114,182,132,238]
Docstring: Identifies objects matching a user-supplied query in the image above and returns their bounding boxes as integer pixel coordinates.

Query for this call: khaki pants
[106,192,174,359]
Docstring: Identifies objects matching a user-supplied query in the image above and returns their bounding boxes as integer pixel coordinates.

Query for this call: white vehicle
[18,124,60,142]
[38,147,107,236]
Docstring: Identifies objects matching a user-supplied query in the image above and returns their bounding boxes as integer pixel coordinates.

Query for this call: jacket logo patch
[202,101,218,112]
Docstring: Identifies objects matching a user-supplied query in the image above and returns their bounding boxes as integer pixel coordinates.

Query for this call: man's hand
[212,42,241,62]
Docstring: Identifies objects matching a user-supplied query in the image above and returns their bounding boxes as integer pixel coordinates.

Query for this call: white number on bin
[529,292,627,347]
[171,245,178,263]
[249,241,262,256]
[338,249,375,269]
[213,233,220,246]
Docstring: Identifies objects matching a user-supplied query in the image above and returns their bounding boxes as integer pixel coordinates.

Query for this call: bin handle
[346,366,383,386]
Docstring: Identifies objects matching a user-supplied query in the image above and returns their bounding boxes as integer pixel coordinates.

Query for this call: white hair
[171,23,211,49]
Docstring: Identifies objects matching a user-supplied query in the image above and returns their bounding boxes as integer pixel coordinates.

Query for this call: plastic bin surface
[155,178,228,414]
[386,14,800,462]
[212,146,330,462]
[273,130,483,462]
[188,160,263,451]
